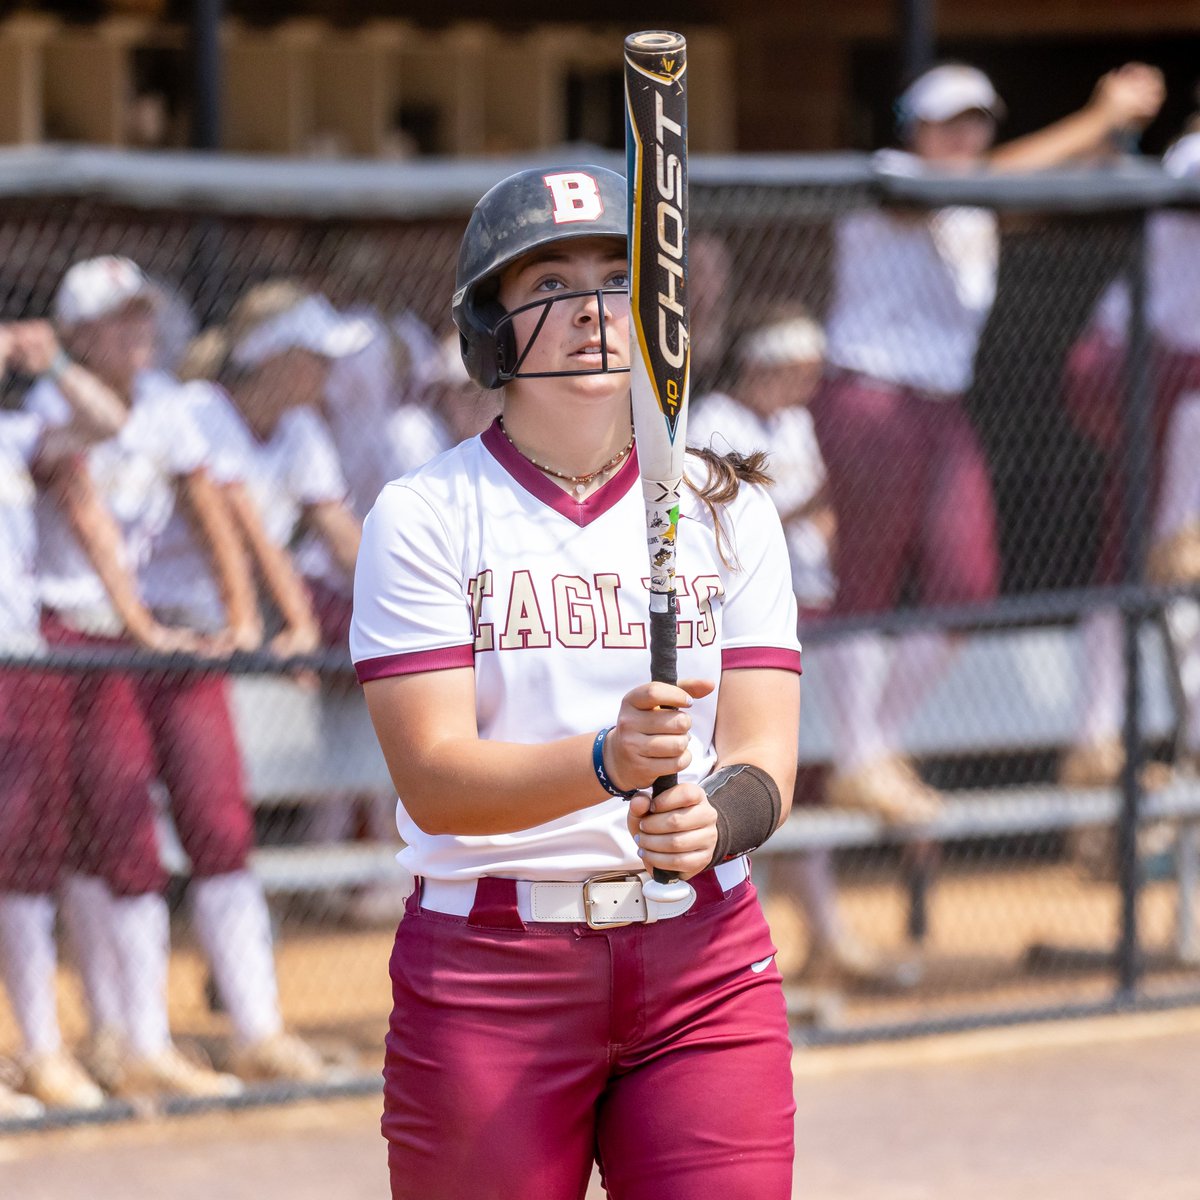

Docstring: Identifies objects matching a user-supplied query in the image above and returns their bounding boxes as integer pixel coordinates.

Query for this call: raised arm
[7,321,127,457]
[989,63,1165,172]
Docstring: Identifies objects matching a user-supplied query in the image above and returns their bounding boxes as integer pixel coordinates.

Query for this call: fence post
[190,0,222,151]
[1117,209,1151,999]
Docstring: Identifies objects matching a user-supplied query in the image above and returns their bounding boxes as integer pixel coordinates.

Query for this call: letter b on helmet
[452,164,627,389]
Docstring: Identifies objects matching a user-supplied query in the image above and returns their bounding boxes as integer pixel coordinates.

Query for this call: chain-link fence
[1,148,1199,1124]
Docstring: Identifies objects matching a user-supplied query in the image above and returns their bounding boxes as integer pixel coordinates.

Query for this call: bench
[217,620,1200,961]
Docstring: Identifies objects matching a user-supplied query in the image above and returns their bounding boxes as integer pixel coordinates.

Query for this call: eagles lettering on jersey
[468,569,721,653]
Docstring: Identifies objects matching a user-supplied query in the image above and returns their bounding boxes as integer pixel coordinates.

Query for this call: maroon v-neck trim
[481,418,639,528]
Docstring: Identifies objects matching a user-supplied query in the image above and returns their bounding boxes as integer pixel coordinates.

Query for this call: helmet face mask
[491,286,629,382]
[452,166,631,389]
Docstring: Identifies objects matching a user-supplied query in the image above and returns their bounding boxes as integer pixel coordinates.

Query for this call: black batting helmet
[451,165,629,389]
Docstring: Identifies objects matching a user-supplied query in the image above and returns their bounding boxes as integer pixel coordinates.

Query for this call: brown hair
[685,445,773,567]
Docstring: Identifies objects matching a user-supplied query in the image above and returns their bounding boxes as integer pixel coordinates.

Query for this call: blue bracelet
[45,349,72,380]
[593,726,637,799]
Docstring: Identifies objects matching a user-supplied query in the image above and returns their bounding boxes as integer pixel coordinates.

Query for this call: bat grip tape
[648,604,679,803]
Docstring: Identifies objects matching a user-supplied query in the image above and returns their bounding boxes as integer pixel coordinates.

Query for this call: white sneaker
[21,1050,105,1111]
[0,1080,44,1120]
[229,1032,326,1084]
[115,1045,243,1100]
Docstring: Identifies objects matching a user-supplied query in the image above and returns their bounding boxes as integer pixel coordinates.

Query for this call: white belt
[420,856,749,928]
[52,605,124,638]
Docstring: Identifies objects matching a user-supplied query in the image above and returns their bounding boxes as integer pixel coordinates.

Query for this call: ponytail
[684,446,773,567]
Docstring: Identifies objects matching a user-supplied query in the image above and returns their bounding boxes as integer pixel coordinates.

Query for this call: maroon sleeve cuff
[721,646,803,675]
[355,644,475,683]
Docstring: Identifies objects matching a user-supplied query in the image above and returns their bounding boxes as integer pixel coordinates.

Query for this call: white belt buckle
[582,872,646,929]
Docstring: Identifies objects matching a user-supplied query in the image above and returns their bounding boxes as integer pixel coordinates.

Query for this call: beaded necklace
[498,417,634,499]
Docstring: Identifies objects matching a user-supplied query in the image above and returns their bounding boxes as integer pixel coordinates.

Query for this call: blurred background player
[0,316,130,1114]
[1060,129,1200,795]
[690,309,915,989]
[28,257,318,1096]
[385,330,498,478]
[179,287,375,907]
[812,61,1169,827]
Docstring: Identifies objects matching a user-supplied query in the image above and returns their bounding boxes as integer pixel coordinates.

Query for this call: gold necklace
[498,417,634,499]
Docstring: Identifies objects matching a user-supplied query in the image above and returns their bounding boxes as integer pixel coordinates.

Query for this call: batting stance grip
[625,30,692,904]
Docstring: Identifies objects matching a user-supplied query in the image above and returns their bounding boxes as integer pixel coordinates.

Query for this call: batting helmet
[452,165,629,389]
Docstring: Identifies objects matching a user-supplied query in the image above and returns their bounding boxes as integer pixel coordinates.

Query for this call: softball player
[353,165,801,1199]
[813,62,1165,826]
[689,311,916,991]
[1060,130,1200,789]
[0,318,130,1113]
[181,288,368,646]
[27,257,323,1096]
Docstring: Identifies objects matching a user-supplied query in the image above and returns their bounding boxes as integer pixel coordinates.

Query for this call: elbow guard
[702,763,783,869]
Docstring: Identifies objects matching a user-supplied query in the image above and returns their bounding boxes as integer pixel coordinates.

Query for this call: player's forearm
[59,469,157,637]
[380,731,610,836]
[55,363,128,442]
[711,669,801,826]
[989,108,1123,173]
[180,471,261,638]
[307,501,362,579]
[226,483,318,635]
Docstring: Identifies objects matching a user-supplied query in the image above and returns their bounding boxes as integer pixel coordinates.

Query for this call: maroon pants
[383,871,795,1200]
[1063,333,1200,583]
[305,577,353,651]
[0,668,73,893]
[40,614,253,896]
[809,369,1000,615]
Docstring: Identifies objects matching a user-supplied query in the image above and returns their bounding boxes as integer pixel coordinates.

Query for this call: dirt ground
[4,1008,1200,1200]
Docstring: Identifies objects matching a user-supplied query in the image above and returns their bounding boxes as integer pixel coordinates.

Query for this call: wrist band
[592,726,637,799]
[702,763,783,868]
[45,349,71,380]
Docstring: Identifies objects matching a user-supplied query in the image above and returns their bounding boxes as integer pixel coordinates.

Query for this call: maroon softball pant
[383,870,796,1200]
[1063,333,1200,583]
[0,667,73,893]
[809,369,1000,615]
[39,614,253,896]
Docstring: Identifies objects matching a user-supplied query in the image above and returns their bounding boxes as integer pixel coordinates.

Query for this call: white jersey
[1089,212,1200,354]
[385,403,458,479]
[137,380,251,628]
[264,406,353,592]
[324,312,398,519]
[689,392,835,610]
[183,383,351,585]
[351,419,802,882]
[825,162,997,394]
[27,370,208,632]
[0,410,46,648]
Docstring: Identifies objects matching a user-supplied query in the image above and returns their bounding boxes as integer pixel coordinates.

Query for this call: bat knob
[641,877,695,905]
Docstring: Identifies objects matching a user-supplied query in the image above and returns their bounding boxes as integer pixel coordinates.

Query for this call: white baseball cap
[53,255,157,327]
[897,64,1005,127]
[740,315,826,367]
[1164,132,1200,179]
[231,295,375,369]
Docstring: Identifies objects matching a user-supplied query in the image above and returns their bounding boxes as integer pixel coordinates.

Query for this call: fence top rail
[1,145,1199,219]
